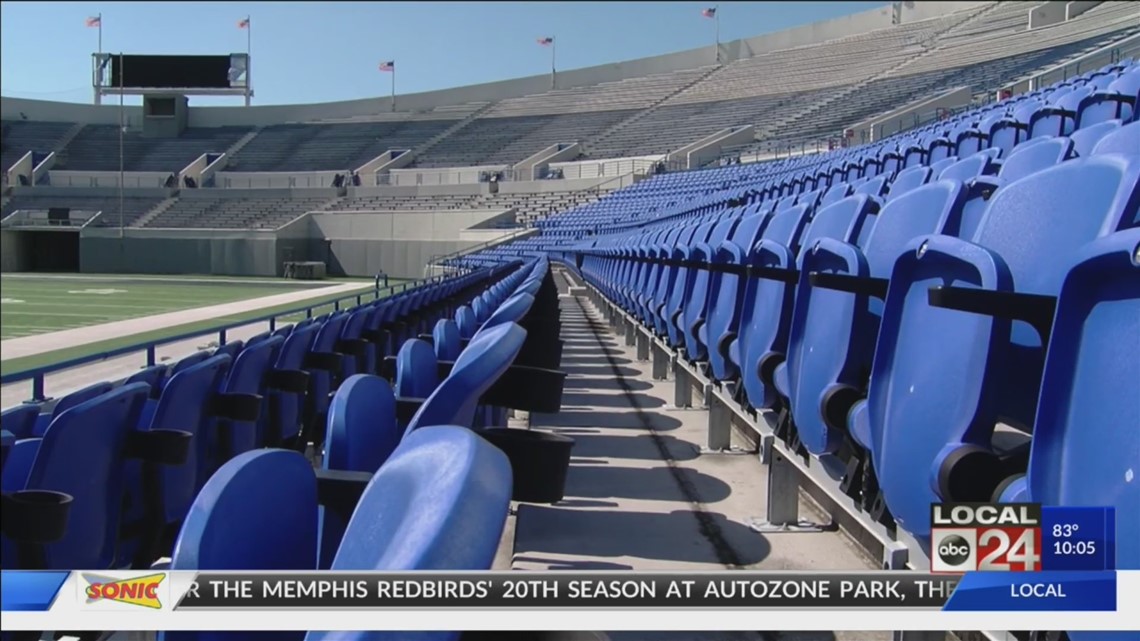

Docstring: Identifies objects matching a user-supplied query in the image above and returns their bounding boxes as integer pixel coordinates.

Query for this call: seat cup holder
[3,490,74,543]
[477,428,575,504]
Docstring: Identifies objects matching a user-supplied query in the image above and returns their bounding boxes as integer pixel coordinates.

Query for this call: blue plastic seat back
[455,306,478,339]
[267,324,319,446]
[31,381,113,437]
[853,175,888,198]
[736,204,815,409]
[886,166,932,201]
[999,136,1075,183]
[432,319,461,361]
[321,375,400,568]
[215,340,244,361]
[1091,120,1140,156]
[1002,230,1139,573]
[8,383,149,569]
[406,322,527,433]
[1071,120,1122,157]
[928,155,958,176]
[664,221,717,344]
[307,314,349,415]
[821,183,854,207]
[683,216,741,357]
[327,424,512,570]
[482,291,536,330]
[170,448,316,573]
[472,295,490,323]
[395,339,439,400]
[865,155,1140,538]
[784,181,971,456]
[222,335,282,456]
[1078,71,1140,127]
[125,365,169,393]
[706,211,773,380]
[147,354,233,526]
[938,154,992,183]
[1,404,39,440]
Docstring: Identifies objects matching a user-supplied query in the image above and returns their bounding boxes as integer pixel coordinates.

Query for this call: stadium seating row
[458,62,1139,605]
[1,257,573,641]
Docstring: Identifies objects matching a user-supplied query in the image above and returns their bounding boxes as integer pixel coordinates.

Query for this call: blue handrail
[1,275,442,404]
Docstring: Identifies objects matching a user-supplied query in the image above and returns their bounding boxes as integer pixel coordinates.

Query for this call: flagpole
[715,6,721,63]
[98,14,102,54]
[245,16,251,106]
[551,38,557,90]
[391,64,396,112]
[118,51,124,240]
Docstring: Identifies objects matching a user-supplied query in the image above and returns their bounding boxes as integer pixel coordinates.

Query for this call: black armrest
[417,333,435,344]
[1,490,73,543]
[379,355,398,380]
[303,351,343,372]
[314,468,373,522]
[209,392,262,422]
[264,368,309,394]
[124,429,192,466]
[395,397,427,424]
[706,262,748,275]
[481,364,567,413]
[809,272,889,299]
[928,286,1056,343]
[361,328,388,344]
[335,338,370,357]
[747,265,799,283]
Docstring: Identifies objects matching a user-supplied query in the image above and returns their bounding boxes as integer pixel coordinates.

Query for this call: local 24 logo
[930,503,1043,573]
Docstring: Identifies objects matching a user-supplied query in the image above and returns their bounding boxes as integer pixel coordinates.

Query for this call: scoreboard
[90,52,251,105]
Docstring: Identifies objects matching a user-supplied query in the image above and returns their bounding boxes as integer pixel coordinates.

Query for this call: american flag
[379,61,395,72]
[237,17,250,29]
[701,7,717,18]
[85,15,101,27]
[536,37,554,46]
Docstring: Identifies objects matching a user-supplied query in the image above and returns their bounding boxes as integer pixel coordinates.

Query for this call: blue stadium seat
[994,230,1138,641]
[1077,69,1140,128]
[404,322,527,434]
[2,383,151,570]
[779,181,971,459]
[851,154,1140,538]
[885,166,932,201]
[217,335,282,459]
[1070,120,1122,157]
[1091,120,1140,156]
[0,405,38,441]
[706,209,773,380]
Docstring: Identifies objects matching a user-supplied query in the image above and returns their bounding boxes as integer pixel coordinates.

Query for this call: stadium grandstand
[2,1,1138,640]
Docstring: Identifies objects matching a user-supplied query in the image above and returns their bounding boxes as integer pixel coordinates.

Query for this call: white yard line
[0,282,372,361]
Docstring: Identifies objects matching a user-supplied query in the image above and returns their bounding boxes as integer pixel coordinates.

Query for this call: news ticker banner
[2,570,1133,632]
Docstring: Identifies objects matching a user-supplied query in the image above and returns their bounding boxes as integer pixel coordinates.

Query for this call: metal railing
[0,275,444,404]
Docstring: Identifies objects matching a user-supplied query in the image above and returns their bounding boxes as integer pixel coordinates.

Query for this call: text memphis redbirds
[930,503,1043,573]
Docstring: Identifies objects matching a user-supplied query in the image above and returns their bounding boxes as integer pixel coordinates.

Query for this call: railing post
[219,328,227,346]
[32,375,46,403]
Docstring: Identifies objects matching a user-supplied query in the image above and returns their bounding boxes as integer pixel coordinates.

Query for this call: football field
[0,273,403,375]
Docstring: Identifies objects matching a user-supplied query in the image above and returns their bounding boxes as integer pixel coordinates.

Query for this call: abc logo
[937,534,972,566]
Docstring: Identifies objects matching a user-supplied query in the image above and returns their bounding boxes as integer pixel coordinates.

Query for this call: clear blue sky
[0,1,888,107]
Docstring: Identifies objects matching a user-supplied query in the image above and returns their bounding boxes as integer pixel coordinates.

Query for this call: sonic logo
[83,573,166,609]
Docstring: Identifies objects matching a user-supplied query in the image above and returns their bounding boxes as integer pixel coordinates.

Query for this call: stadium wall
[0,2,986,126]
[78,228,279,276]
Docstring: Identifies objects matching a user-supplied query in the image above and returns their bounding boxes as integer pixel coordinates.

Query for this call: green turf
[0,274,408,377]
